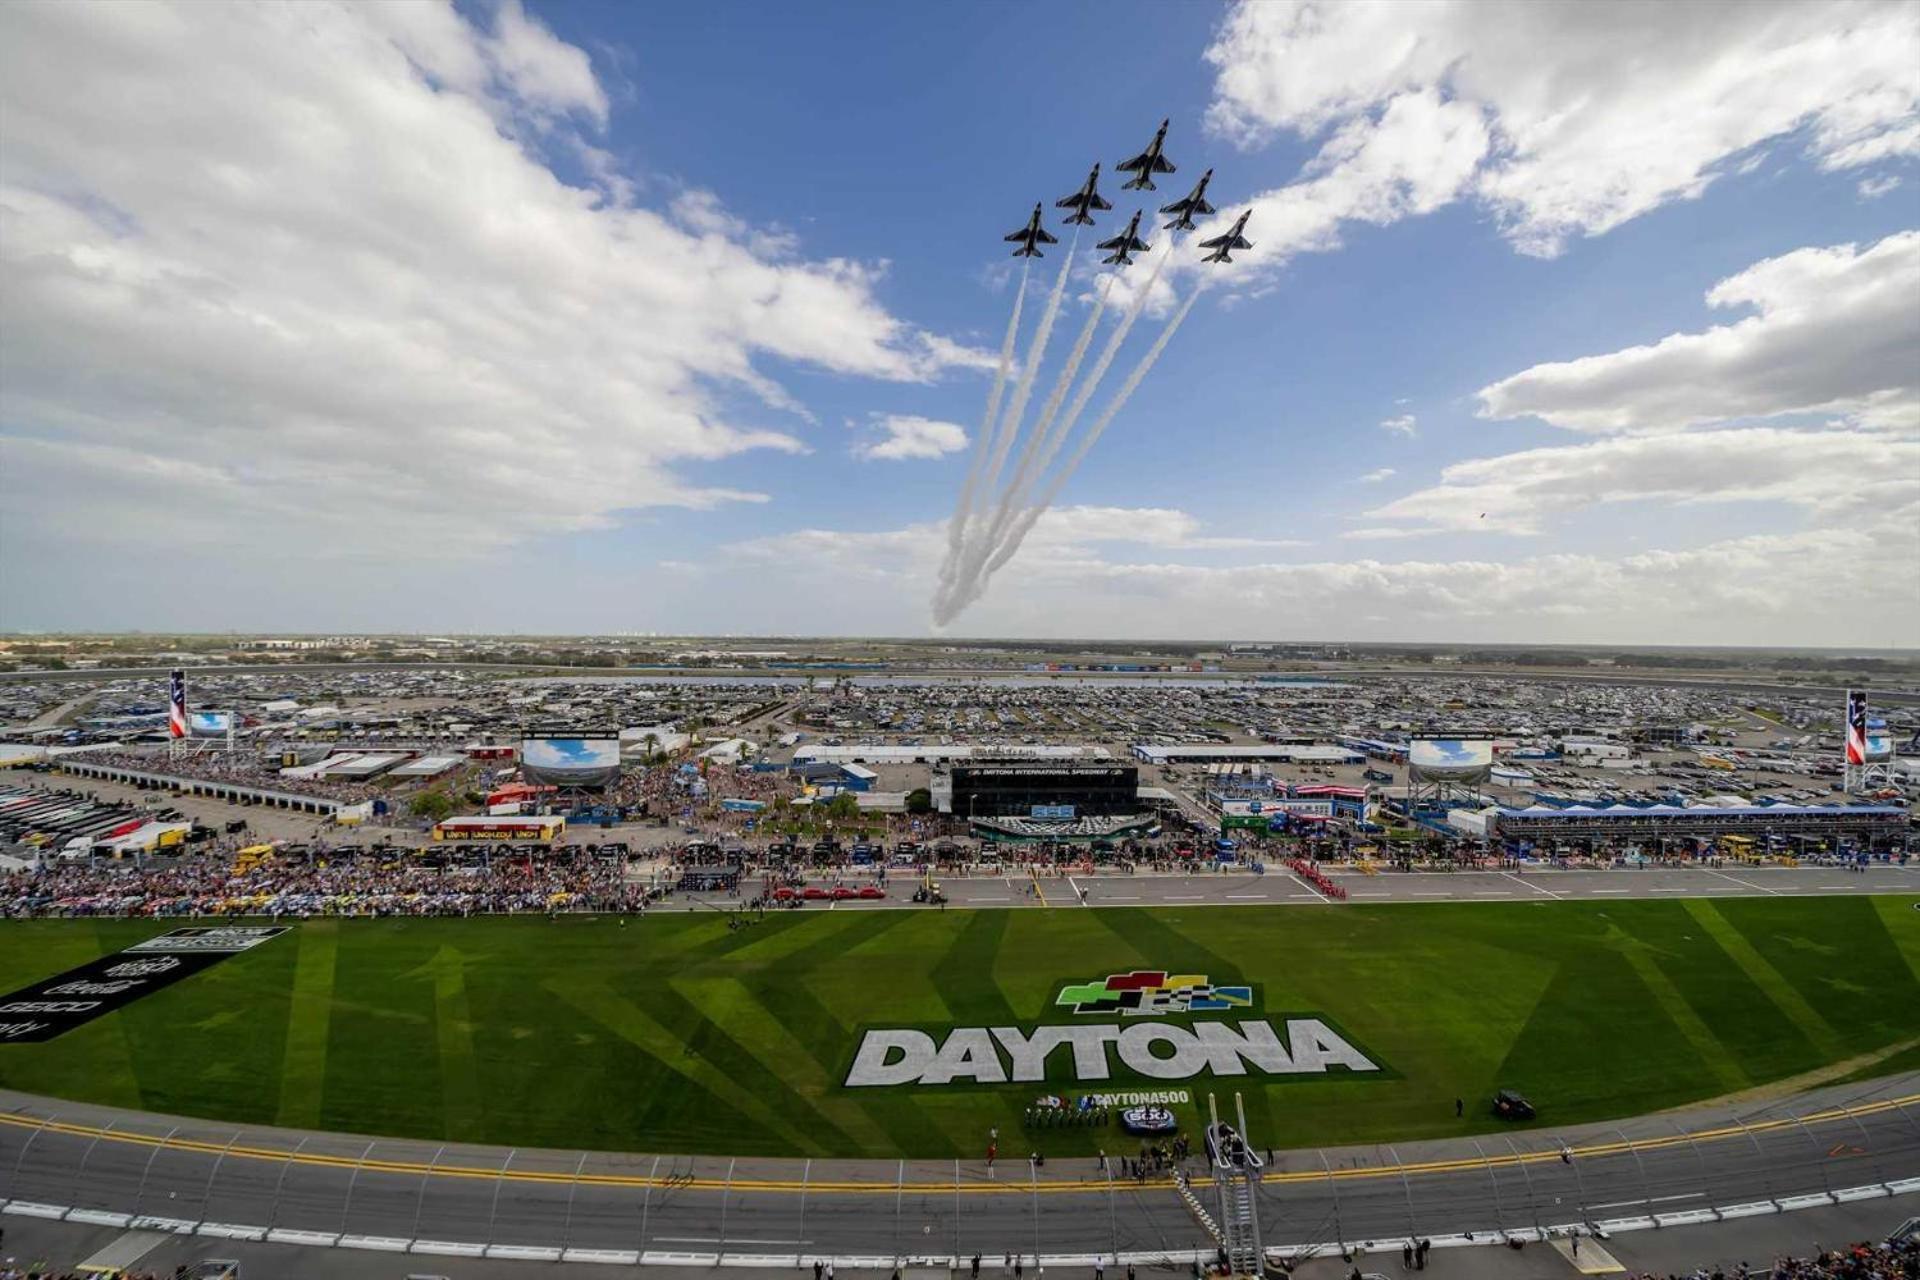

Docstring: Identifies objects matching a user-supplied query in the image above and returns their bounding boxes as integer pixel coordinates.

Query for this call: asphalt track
[690,863,1920,912]
[3,1070,1917,1269]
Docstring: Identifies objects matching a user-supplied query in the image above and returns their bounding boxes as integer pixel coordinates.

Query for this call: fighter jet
[1198,210,1254,263]
[1116,118,1176,191]
[1056,164,1113,226]
[1159,169,1216,231]
[1004,204,1060,258]
[1096,211,1151,266]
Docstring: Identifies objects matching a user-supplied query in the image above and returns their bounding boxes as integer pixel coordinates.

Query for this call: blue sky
[1,1,1916,643]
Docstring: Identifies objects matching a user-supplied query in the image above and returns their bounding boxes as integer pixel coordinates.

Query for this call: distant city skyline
[1,1,1915,646]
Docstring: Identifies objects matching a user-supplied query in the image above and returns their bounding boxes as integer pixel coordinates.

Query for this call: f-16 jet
[1004,204,1060,258]
[1096,211,1151,266]
[1198,210,1254,263]
[1056,164,1112,226]
[1159,169,1215,230]
[1117,118,1176,191]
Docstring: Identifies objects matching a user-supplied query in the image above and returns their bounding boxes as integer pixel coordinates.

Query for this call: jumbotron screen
[519,736,622,788]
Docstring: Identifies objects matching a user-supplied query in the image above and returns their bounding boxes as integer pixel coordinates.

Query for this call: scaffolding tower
[1206,1092,1265,1277]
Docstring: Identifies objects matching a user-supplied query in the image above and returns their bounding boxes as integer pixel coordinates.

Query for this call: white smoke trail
[938,259,1029,597]
[936,232,1076,618]
[971,233,1076,527]
[975,269,1116,560]
[977,238,1176,566]
[973,285,1204,590]
[949,260,1028,551]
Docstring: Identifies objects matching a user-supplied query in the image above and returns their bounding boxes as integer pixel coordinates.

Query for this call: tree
[823,792,860,820]
[905,787,933,815]
[409,789,458,822]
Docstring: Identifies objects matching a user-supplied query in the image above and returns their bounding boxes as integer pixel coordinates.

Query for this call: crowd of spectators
[0,848,653,919]
[1625,1234,1919,1280]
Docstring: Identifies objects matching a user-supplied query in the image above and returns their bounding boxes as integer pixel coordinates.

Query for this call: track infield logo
[1056,970,1252,1017]
[845,969,1381,1088]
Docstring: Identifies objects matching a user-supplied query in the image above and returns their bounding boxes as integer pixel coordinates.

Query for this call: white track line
[1501,871,1562,901]
[1706,869,1782,896]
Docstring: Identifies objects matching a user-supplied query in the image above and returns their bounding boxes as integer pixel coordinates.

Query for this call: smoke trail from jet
[976,268,1116,558]
[983,237,1175,560]
[935,233,1075,618]
[942,260,1029,574]
[971,233,1076,529]
[973,284,1204,591]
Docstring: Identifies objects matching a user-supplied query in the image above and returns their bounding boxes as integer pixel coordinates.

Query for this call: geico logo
[46,980,142,996]
[0,1022,50,1039]
[845,1019,1378,1088]
[0,1001,100,1013]
[105,957,182,978]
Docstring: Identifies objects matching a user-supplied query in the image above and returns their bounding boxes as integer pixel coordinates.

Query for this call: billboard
[1865,731,1893,762]
[1845,690,1869,766]
[1031,804,1077,820]
[1409,738,1494,783]
[188,711,233,736]
[520,736,623,788]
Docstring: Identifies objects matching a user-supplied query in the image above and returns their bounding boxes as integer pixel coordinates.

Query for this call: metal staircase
[1206,1094,1265,1277]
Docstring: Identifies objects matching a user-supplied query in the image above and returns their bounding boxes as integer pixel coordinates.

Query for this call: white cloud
[857,414,969,462]
[725,514,1917,645]
[1358,467,1396,483]
[1379,414,1418,436]
[0,0,986,561]
[1363,427,1920,535]
[1478,231,1920,433]
[1204,0,1920,255]
[1858,174,1903,198]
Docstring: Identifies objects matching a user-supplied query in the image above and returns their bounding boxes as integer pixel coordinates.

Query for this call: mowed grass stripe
[672,975,894,1151]
[1605,926,1748,1093]
[1683,900,1845,1058]
[427,945,484,1139]
[1870,896,1920,986]
[546,979,823,1155]
[275,921,338,1128]
[931,911,1018,1025]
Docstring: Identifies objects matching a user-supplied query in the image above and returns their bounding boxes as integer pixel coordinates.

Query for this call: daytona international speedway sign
[845,969,1380,1088]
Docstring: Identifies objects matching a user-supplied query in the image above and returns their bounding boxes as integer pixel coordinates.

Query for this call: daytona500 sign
[845,970,1380,1088]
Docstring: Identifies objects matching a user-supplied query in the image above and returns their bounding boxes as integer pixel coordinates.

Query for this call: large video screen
[1408,738,1494,783]
[520,737,623,788]
[188,711,233,735]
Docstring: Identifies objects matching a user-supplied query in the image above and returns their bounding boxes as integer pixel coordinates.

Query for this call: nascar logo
[1056,970,1253,1017]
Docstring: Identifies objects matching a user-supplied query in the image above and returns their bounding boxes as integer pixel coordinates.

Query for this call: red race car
[857,886,885,900]
[802,886,829,900]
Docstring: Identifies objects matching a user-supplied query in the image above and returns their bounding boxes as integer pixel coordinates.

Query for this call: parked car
[1493,1089,1535,1120]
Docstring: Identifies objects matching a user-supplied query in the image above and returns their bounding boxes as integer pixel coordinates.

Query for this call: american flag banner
[1844,689,1868,766]
[168,669,187,740]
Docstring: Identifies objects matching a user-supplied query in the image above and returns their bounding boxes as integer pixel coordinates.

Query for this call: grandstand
[1491,801,1908,844]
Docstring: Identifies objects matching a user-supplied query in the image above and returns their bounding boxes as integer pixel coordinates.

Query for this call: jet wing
[1150,155,1176,174]
[1115,151,1153,174]
[1036,226,1059,244]
[1005,229,1031,242]
[1088,192,1113,211]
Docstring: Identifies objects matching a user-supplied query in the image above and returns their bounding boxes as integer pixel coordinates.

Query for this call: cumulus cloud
[1858,174,1903,198]
[1204,0,1920,256]
[1379,414,1418,436]
[725,513,1916,645]
[1479,231,1920,433]
[856,414,969,462]
[0,0,986,560]
[1363,427,1920,535]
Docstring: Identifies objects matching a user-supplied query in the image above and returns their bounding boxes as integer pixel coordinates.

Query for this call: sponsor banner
[168,669,187,740]
[1845,690,1869,766]
[1030,804,1077,820]
[0,927,287,1044]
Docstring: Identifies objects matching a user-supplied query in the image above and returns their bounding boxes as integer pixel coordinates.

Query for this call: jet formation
[1003,121,1247,266]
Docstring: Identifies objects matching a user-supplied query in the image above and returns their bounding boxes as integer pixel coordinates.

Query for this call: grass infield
[1,895,1916,1158]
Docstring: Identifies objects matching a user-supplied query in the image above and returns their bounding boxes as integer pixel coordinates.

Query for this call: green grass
[1,895,1916,1158]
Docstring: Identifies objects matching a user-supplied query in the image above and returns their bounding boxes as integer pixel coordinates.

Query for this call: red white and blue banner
[168,669,187,740]
[1844,689,1869,766]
